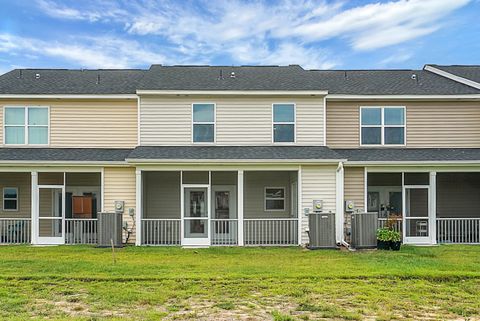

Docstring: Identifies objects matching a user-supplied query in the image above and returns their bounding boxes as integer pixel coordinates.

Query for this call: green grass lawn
[0,245,479,320]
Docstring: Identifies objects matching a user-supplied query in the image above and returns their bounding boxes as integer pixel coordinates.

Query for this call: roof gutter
[126,158,347,164]
[344,160,480,166]
[326,94,480,101]
[424,65,480,90]
[0,94,138,99]
[137,90,329,96]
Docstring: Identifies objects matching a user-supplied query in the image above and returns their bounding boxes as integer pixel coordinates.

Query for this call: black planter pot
[390,241,402,251]
[377,240,390,250]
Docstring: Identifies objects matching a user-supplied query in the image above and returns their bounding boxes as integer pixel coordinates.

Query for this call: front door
[403,186,432,244]
[182,186,210,246]
[37,186,65,245]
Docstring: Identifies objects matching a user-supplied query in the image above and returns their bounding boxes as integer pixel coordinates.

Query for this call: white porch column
[335,162,345,244]
[135,169,142,246]
[237,170,244,246]
[430,171,437,245]
[297,166,302,245]
[30,172,38,245]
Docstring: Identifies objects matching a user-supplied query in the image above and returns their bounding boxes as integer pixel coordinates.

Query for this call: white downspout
[335,161,345,245]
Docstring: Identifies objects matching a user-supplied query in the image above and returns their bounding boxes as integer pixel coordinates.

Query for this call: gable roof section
[424,65,480,90]
[0,69,146,95]
[127,146,344,162]
[335,148,480,163]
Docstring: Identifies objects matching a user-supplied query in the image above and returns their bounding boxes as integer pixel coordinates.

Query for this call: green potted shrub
[389,230,402,251]
[376,227,390,250]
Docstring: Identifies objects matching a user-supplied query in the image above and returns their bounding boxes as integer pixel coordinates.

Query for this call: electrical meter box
[345,200,355,213]
[312,200,323,213]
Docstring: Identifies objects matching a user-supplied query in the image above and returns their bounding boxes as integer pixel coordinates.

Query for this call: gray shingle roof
[0,69,146,94]
[428,65,480,84]
[128,146,344,161]
[137,65,324,91]
[335,148,480,162]
[0,148,132,162]
[1,65,480,95]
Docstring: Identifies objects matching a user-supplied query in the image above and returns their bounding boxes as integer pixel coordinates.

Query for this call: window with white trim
[273,103,295,143]
[265,187,285,211]
[192,103,215,143]
[4,107,49,145]
[360,107,405,146]
[3,187,18,211]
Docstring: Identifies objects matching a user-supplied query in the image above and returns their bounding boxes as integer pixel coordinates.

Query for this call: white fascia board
[326,94,480,100]
[344,160,480,166]
[126,158,346,164]
[0,160,129,166]
[424,65,480,90]
[136,90,328,96]
[0,94,138,99]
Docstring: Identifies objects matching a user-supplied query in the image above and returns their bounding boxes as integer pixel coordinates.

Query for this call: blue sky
[0,0,479,73]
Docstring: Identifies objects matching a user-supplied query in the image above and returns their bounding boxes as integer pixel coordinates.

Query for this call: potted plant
[376,227,390,250]
[389,230,402,251]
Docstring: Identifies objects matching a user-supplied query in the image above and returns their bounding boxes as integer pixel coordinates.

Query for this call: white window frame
[3,106,50,146]
[264,187,286,211]
[272,103,296,144]
[191,103,216,144]
[3,187,18,211]
[360,106,406,146]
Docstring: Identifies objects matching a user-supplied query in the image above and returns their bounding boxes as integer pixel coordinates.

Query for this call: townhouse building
[0,64,479,247]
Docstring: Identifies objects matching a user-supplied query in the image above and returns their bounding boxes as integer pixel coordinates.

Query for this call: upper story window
[4,106,49,145]
[192,103,215,143]
[360,107,405,146]
[273,103,295,143]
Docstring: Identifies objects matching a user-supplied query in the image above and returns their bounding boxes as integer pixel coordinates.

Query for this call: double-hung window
[360,107,405,146]
[273,103,295,143]
[4,106,49,145]
[3,187,18,211]
[265,187,285,211]
[192,103,215,143]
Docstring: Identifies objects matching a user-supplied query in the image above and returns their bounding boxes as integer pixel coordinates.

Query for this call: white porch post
[297,166,302,245]
[135,169,142,246]
[237,170,244,246]
[430,172,437,245]
[30,171,38,245]
[335,162,345,244]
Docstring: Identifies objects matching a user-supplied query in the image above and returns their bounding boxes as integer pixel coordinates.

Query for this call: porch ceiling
[127,146,344,162]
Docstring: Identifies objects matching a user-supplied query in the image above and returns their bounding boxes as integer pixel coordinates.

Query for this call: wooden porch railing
[244,218,298,246]
[0,218,31,244]
[142,219,181,245]
[211,219,238,246]
[65,218,98,245]
[436,218,480,244]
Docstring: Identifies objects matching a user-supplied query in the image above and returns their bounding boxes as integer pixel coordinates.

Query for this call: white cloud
[25,0,472,68]
[0,33,170,69]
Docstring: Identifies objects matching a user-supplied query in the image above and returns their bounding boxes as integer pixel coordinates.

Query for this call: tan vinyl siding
[301,165,336,244]
[344,167,365,211]
[140,96,324,145]
[327,101,480,148]
[0,173,31,218]
[103,167,136,243]
[0,99,137,148]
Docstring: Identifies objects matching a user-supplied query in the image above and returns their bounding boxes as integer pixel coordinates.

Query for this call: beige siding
[140,96,324,146]
[104,167,136,243]
[0,173,31,218]
[327,101,480,148]
[0,99,137,148]
[344,167,365,211]
[301,165,336,244]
